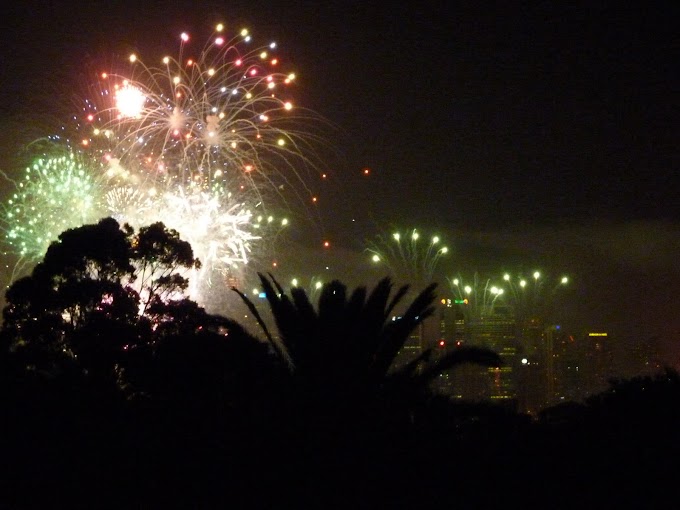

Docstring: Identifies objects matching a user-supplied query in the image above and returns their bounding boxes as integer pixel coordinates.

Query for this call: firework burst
[136,185,287,293]
[73,23,329,208]
[367,228,449,285]
[1,150,107,274]
[447,270,570,323]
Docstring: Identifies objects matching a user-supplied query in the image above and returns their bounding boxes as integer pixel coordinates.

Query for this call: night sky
[0,1,678,366]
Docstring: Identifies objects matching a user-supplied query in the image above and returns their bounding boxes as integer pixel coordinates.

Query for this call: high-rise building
[469,305,517,403]
[432,298,467,395]
[516,318,546,415]
[581,331,614,395]
[516,323,576,413]
[391,317,423,372]
[436,298,518,409]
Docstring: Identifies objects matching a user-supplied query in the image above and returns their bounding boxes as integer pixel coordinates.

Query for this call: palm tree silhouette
[233,273,501,415]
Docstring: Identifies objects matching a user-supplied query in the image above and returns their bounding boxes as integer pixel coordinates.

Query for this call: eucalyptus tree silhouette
[1,217,200,386]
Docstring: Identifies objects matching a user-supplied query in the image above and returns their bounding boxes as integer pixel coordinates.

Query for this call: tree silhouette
[233,273,501,419]
[133,221,201,313]
[1,217,200,387]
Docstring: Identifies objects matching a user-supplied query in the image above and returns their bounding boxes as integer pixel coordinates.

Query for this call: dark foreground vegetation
[0,219,677,509]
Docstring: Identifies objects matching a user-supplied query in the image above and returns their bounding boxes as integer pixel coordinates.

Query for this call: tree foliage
[1,217,200,383]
